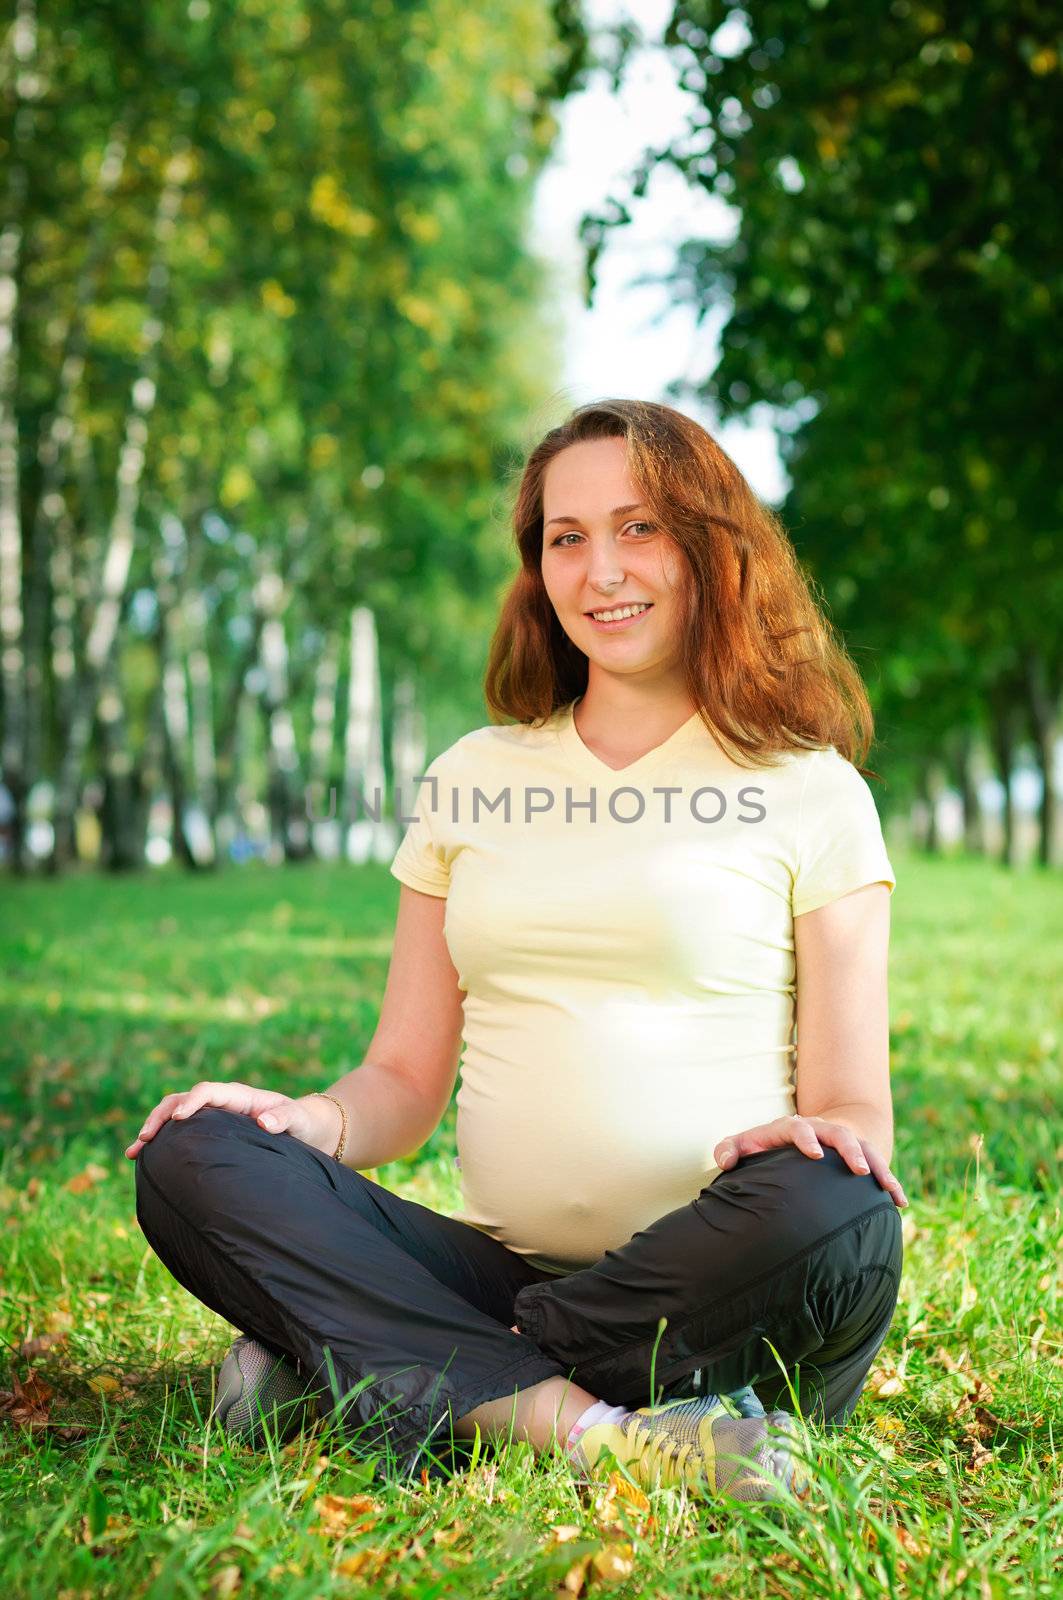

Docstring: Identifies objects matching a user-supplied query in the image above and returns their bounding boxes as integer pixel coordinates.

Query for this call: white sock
[565,1399,631,1461]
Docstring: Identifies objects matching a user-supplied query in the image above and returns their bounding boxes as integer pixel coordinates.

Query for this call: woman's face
[540,436,688,685]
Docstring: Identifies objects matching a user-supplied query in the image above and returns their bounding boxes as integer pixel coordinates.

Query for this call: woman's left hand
[713,1115,909,1209]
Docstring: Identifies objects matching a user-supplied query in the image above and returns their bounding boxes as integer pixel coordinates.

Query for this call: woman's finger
[124,1093,183,1159]
[789,1116,824,1159]
[171,1080,220,1121]
[812,1123,909,1209]
[815,1124,871,1175]
[865,1156,909,1208]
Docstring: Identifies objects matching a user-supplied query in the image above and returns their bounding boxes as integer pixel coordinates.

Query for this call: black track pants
[134,1107,903,1479]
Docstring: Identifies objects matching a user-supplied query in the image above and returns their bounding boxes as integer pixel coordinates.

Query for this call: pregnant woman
[127,398,907,1505]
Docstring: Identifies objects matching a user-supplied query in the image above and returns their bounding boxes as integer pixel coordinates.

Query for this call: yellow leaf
[592,1541,636,1582]
[608,1473,649,1512]
[312,1492,379,1539]
[563,1553,592,1594]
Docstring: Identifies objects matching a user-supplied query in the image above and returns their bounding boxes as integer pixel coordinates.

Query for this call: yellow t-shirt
[389,699,896,1275]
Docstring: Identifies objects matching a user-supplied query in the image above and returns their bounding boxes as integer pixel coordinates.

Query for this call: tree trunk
[49,143,189,869]
[343,605,388,863]
[307,630,340,857]
[987,688,1025,868]
[0,0,38,873]
[23,122,130,817]
[97,651,144,871]
[1022,647,1063,870]
[212,614,264,849]
[948,726,990,856]
[256,564,307,862]
[184,585,217,863]
[914,758,949,854]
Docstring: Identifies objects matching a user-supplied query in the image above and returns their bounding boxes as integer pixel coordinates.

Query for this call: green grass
[1,851,1060,1597]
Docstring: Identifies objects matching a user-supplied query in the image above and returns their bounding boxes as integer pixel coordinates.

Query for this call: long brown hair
[482,398,880,775]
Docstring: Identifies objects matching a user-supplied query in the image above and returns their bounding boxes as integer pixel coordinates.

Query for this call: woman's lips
[584,603,654,632]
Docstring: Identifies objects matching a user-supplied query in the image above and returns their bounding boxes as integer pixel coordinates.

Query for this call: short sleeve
[792,747,896,917]
[389,759,450,898]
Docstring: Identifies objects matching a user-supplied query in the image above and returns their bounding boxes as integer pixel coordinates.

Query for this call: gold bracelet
[311,1092,347,1163]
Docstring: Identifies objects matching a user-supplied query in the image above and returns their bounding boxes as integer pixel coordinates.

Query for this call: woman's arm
[314,884,466,1169]
[792,881,894,1163]
[712,881,906,1206]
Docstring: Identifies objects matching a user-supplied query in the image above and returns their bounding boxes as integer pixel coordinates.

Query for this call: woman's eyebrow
[545,502,647,527]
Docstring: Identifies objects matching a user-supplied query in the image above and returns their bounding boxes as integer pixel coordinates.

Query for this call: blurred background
[1,0,1059,878]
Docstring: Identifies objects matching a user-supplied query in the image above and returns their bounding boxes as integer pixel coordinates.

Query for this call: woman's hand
[713,1114,909,1209]
[124,1081,341,1161]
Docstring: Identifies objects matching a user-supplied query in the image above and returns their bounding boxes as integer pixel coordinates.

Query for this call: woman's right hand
[124,1080,341,1161]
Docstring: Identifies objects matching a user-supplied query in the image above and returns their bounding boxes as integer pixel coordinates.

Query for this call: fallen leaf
[895,1525,931,1559]
[431,1520,467,1546]
[0,1368,55,1427]
[311,1492,379,1540]
[963,1436,993,1472]
[592,1541,636,1582]
[87,1374,122,1397]
[563,1552,593,1595]
[17,1331,69,1360]
[337,1550,388,1579]
[607,1474,649,1513]
[65,1163,110,1195]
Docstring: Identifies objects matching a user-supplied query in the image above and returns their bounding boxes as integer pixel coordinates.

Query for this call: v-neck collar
[555,696,707,778]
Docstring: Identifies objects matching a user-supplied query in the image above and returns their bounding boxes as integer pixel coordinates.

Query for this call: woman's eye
[550,523,656,547]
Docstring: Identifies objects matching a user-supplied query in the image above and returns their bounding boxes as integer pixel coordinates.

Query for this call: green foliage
[635,2,1063,782]
[5,0,588,762]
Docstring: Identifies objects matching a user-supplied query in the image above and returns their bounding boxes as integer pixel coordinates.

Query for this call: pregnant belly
[452,1015,795,1271]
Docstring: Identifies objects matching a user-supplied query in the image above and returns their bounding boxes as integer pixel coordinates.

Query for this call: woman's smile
[583,601,655,633]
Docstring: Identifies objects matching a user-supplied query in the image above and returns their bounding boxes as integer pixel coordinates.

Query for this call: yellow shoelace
[629,1419,705,1485]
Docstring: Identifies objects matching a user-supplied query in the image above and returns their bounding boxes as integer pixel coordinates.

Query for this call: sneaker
[571,1393,809,1503]
[210,1334,316,1447]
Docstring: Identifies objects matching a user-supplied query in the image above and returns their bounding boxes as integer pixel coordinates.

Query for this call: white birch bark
[307,630,340,859]
[0,0,39,868]
[23,121,129,795]
[255,564,304,861]
[50,142,190,866]
[184,584,217,859]
[343,605,387,864]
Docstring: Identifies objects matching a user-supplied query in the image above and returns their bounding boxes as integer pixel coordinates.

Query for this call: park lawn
[0,853,1060,1598]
